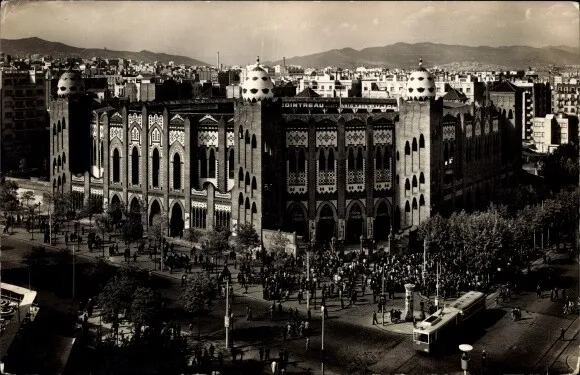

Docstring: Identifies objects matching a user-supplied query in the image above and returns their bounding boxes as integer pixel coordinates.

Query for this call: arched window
[57,121,61,133]
[245,172,250,186]
[252,202,257,214]
[251,177,257,190]
[58,155,61,167]
[208,149,216,178]
[298,149,306,172]
[412,198,418,210]
[245,198,250,209]
[348,148,355,169]
[419,195,425,206]
[376,148,383,170]
[62,173,66,185]
[319,150,326,171]
[251,135,257,148]
[412,175,417,188]
[152,148,160,187]
[53,125,57,136]
[62,119,66,130]
[131,147,139,185]
[238,125,244,139]
[383,147,389,169]
[228,149,234,179]
[238,193,244,206]
[412,138,418,152]
[245,130,250,144]
[328,149,335,170]
[419,172,425,184]
[288,149,296,173]
[405,201,411,212]
[238,167,244,183]
[405,179,410,192]
[199,148,207,178]
[508,109,513,119]
[62,152,66,165]
[112,149,120,183]
[405,141,411,155]
[173,153,181,190]
[356,148,363,170]
[419,134,425,148]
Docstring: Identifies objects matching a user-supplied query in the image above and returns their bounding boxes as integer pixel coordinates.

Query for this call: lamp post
[306,239,312,311]
[224,276,230,348]
[321,305,325,375]
[381,266,386,325]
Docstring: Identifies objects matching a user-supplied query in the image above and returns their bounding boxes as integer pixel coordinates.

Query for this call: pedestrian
[259,346,264,362]
[307,308,311,321]
[481,350,487,370]
[560,327,566,341]
[133,251,137,263]
[181,274,187,287]
[536,285,541,298]
[372,310,378,325]
[305,337,310,352]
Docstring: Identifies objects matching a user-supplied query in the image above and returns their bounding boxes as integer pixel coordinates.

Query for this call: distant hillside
[0,37,209,66]
[265,42,579,69]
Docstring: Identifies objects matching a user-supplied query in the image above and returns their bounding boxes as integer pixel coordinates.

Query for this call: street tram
[413,291,486,353]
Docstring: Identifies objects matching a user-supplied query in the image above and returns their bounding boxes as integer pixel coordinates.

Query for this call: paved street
[1,223,578,374]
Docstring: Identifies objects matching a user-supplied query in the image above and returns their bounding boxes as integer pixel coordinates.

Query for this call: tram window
[414,333,429,343]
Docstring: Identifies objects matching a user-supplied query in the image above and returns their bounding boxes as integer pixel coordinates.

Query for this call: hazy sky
[1,1,578,65]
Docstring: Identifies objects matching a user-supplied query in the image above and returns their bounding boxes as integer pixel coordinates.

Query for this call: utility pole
[321,305,325,375]
[306,243,310,311]
[381,267,385,325]
[72,241,76,300]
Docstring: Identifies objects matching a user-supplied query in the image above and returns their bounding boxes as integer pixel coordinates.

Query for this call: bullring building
[49,59,519,246]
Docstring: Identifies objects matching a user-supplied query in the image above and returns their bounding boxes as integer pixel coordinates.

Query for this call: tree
[80,195,103,229]
[183,228,201,243]
[107,199,124,227]
[126,287,162,338]
[203,226,231,264]
[22,246,48,289]
[98,273,139,324]
[121,200,144,244]
[347,352,379,375]
[232,222,260,256]
[21,190,35,209]
[83,257,117,296]
[182,272,216,339]
[95,213,113,256]
[0,180,20,231]
[539,143,579,186]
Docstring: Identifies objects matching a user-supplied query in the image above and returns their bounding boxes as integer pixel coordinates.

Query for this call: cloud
[525,8,531,21]
[402,5,436,26]
[372,18,379,26]
[351,24,358,31]
[340,22,350,28]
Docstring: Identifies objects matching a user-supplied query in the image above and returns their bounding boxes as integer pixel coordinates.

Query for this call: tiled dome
[242,57,274,103]
[57,71,85,97]
[406,58,435,101]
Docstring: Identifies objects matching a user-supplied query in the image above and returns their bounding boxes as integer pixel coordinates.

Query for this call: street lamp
[224,274,231,348]
[321,305,325,375]
[459,344,473,375]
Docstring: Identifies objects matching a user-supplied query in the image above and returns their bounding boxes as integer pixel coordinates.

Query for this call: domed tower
[242,57,274,103]
[406,57,436,101]
[56,70,86,97]
[49,70,92,196]
[232,57,285,236]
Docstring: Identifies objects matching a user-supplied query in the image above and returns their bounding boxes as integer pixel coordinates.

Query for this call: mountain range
[1,38,578,70]
[265,42,579,69]
[0,37,209,66]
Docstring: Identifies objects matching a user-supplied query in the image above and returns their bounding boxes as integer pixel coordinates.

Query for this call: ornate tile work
[316,131,337,147]
[151,128,162,144]
[287,165,308,194]
[346,161,365,192]
[215,204,231,212]
[128,113,142,127]
[71,175,84,182]
[149,114,163,130]
[443,125,455,141]
[131,127,140,143]
[99,125,104,139]
[493,119,499,132]
[465,122,473,139]
[110,126,123,141]
[373,129,393,145]
[169,130,185,146]
[474,120,481,137]
[191,188,208,196]
[198,131,219,147]
[227,132,235,147]
[200,115,218,124]
[170,114,185,124]
[72,185,84,192]
[111,112,123,122]
[316,162,337,194]
[90,188,103,195]
[287,131,308,147]
[215,191,232,199]
[345,130,366,146]
[192,201,208,209]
